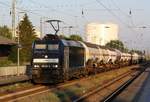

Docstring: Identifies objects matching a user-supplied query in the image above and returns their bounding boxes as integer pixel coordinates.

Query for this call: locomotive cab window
[35,44,46,50]
[48,44,59,50]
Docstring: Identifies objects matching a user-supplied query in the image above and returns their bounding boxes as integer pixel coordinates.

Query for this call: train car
[31,34,85,83]
[138,53,145,63]
[79,42,116,72]
[126,53,132,63]
[107,48,117,64]
[131,52,139,64]
[120,52,132,66]
[114,49,122,63]
[79,42,102,73]
[79,42,119,72]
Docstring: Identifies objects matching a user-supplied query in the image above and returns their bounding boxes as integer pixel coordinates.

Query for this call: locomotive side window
[35,44,46,50]
[48,44,59,50]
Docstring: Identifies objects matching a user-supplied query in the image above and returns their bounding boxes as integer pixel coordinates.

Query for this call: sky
[0,0,150,52]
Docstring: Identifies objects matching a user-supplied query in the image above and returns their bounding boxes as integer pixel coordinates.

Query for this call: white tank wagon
[79,42,102,67]
[101,48,109,64]
[126,53,132,62]
[78,41,143,69]
[97,46,109,64]
[114,49,122,63]
[132,53,139,64]
[107,48,118,64]
[0,66,28,77]
[79,42,122,70]
[138,54,145,63]
[120,53,126,62]
[120,52,132,65]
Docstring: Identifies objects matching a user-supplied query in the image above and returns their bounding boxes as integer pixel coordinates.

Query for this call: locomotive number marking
[33,58,59,63]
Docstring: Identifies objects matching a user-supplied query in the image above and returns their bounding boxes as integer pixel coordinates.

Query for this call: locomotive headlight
[45,55,48,58]
[54,65,58,68]
[34,65,39,68]
[42,65,47,67]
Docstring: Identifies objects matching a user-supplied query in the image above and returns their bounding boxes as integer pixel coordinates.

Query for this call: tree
[9,14,37,63]
[0,25,12,39]
[59,34,83,41]
[8,46,17,63]
[130,49,143,55]
[59,34,69,40]
[19,14,37,62]
[106,40,125,52]
[69,35,83,41]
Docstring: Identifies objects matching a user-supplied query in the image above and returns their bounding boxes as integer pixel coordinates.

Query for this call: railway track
[0,64,147,102]
[102,63,148,102]
[73,63,148,102]
[0,76,84,102]
[102,70,145,102]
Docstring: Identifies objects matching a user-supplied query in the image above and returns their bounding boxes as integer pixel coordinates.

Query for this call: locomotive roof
[82,41,110,50]
[61,39,84,48]
[83,42,99,48]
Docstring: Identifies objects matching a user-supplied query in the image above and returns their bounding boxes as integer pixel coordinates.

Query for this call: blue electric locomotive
[31,34,85,83]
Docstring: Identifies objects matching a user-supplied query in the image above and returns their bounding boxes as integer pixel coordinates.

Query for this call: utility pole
[40,17,43,38]
[17,12,25,76]
[68,26,73,35]
[75,16,78,34]
[12,0,16,39]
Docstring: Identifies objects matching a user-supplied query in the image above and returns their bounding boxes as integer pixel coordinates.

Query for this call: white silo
[85,23,118,45]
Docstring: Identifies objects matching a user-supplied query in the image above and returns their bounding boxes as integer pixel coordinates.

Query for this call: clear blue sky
[0,0,150,52]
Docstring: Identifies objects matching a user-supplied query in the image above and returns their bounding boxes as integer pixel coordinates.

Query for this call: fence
[0,66,28,77]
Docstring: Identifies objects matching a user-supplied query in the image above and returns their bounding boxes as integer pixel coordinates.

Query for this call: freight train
[31,34,145,83]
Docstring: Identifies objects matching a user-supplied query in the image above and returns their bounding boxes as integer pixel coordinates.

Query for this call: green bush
[8,46,17,63]
[0,58,13,67]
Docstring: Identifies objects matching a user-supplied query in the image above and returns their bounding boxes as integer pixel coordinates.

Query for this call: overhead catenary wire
[95,0,130,28]
[110,0,146,49]
[28,0,94,35]
[110,0,136,27]
[95,0,141,35]
[0,1,42,17]
[95,0,144,50]
[29,0,77,18]
[28,0,81,31]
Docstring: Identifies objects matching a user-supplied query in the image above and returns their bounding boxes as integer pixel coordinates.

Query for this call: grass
[0,82,33,93]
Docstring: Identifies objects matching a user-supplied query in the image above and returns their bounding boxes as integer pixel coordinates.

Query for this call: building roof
[0,36,16,45]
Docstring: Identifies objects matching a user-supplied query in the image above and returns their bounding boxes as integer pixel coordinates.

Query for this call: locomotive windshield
[48,44,59,50]
[34,43,59,51]
[35,44,46,50]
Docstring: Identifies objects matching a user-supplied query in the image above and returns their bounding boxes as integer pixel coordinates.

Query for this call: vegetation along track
[0,77,82,102]
[73,63,148,102]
